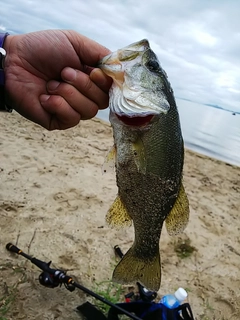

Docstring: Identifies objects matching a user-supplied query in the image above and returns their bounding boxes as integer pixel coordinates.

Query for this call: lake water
[98,99,240,167]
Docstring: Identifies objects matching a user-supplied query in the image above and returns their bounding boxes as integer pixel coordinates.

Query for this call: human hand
[3,30,112,130]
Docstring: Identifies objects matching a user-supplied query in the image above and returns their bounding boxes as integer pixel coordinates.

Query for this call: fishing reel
[6,243,75,292]
[124,282,157,304]
[38,263,75,292]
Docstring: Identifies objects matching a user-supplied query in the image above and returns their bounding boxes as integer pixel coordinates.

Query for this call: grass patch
[93,280,125,315]
[0,262,27,320]
[0,284,18,320]
[174,237,197,259]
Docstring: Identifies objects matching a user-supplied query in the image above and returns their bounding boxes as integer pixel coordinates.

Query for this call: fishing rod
[6,243,143,320]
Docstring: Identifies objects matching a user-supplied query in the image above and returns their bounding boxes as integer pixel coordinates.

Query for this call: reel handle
[6,243,21,254]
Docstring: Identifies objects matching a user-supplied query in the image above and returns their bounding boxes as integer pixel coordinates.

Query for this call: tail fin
[112,246,161,291]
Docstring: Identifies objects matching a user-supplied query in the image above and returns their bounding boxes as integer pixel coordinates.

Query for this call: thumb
[64,31,111,66]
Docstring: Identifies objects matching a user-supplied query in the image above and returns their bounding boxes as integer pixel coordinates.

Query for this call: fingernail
[40,94,50,103]
[47,80,60,91]
[62,67,76,82]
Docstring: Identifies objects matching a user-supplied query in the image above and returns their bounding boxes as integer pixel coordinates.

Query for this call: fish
[98,39,189,291]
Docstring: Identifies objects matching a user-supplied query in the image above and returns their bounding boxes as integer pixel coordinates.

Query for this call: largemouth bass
[99,39,189,291]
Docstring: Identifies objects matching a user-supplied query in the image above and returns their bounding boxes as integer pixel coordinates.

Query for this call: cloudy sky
[1,0,240,112]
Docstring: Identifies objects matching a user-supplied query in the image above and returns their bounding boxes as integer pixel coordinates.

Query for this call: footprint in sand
[53,188,103,212]
[0,201,25,214]
[52,188,91,212]
[53,191,79,211]
[58,251,80,269]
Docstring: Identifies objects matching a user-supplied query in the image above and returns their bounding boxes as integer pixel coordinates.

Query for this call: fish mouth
[116,114,154,127]
[99,39,170,118]
[98,53,123,83]
[98,39,150,84]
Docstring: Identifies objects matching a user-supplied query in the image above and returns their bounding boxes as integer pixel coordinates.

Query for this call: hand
[4,30,112,130]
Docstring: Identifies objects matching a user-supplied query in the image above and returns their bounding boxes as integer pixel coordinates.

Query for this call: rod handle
[6,243,21,254]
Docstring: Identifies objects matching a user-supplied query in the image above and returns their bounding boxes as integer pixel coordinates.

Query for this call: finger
[40,94,81,130]
[59,67,109,110]
[46,80,100,119]
[90,68,112,93]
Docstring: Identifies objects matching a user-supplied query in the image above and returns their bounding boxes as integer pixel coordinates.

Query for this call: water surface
[98,100,240,167]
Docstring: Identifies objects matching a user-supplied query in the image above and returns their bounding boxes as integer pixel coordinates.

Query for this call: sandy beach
[0,111,239,320]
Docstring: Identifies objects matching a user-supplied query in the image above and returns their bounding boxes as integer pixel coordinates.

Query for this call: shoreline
[97,106,240,168]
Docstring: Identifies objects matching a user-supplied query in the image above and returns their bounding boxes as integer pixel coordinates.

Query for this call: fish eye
[145,60,159,72]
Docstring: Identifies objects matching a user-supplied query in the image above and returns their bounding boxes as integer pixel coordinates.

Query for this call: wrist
[0,32,12,112]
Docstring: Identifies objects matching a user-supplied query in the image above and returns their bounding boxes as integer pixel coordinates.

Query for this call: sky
[1,0,240,113]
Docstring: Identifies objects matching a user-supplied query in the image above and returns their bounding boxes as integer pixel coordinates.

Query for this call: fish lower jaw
[116,114,154,126]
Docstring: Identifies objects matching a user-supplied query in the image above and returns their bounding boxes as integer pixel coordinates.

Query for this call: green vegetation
[0,285,17,320]
[93,280,125,315]
[0,262,26,320]
[174,237,197,259]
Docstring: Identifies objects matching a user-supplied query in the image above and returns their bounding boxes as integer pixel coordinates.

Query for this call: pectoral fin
[165,183,189,235]
[106,195,132,227]
[102,144,116,174]
[131,137,146,174]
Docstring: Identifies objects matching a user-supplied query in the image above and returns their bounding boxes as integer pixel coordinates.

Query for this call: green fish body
[99,39,189,291]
